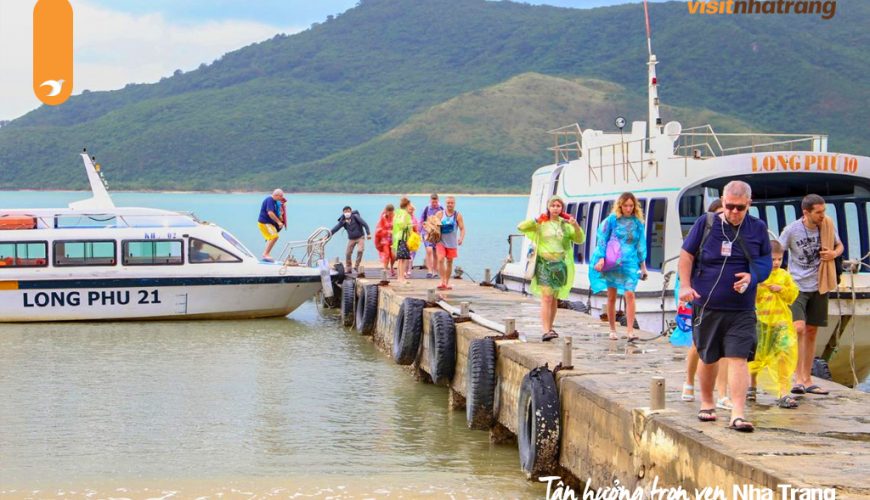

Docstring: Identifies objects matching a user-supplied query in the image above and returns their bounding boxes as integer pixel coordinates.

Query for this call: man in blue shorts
[678,181,772,432]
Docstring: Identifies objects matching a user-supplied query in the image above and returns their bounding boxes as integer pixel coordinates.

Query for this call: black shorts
[790,291,828,327]
[692,308,757,364]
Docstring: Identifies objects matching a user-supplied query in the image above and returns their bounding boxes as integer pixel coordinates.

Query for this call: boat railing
[547,123,583,164]
[585,135,656,185]
[676,125,828,158]
[277,227,332,268]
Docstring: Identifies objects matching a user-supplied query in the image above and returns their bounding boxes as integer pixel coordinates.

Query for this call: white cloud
[0,0,302,121]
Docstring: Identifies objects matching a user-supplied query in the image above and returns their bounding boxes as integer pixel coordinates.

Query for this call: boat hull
[0,276,322,322]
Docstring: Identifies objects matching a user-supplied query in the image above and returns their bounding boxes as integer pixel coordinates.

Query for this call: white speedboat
[500,6,870,385]
[0,152,332,322]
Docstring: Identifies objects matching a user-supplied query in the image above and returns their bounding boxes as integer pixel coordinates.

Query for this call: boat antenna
[645,0,662,140]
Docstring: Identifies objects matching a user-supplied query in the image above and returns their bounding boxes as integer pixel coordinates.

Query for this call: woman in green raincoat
[517,195,585,341]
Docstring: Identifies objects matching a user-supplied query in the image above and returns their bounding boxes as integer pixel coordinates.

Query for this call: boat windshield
[222,231,254,258]
[54,214,198,229]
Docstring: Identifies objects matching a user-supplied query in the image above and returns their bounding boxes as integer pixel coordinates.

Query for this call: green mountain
[0,0,867,192]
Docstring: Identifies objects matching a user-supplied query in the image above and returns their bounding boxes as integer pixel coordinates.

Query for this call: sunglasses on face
[724,203,747,212]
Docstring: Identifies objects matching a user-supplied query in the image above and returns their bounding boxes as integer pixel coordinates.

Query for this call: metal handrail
[278,226,332,267]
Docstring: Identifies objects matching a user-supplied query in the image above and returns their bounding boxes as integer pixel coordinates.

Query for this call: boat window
[586,202,601,260]
[601,201,612,221]
[764,206,780,235]
[54,240,116,266]
[123,240,183,266]
[844,202,861,262]
[679,193,704,238]
[0,241,48,268]
[646,198,667,271]
[637,199,647,218]
[575,204,588,263]
[783,205,797,226]
[221,231,254,258]
[189,238,241,264]
[566,203,577,219]
[825,203,839,231]
[748,206,759,218]
[55,215,117,229]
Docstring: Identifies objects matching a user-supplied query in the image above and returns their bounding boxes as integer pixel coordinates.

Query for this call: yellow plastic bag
[407,231,422,252]
[749,269,799,397]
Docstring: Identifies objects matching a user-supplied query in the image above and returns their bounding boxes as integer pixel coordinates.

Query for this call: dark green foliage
[0,0,867,192]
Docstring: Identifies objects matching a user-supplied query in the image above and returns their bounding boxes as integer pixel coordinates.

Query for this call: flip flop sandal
[697,408,717,422]
[542,330,559,342]
[746,387,757,402]
[608,330,619,341]
[682,383,695,402]
[790,384,806,394]
[627,335,639,342]
[776,396,799,409]
[728,418,755,432]
[804,385,829,395]
[716,397,734,410]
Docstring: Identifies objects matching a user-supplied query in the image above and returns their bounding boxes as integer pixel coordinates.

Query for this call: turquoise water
[0,191,545,498]
[0,191,528,278]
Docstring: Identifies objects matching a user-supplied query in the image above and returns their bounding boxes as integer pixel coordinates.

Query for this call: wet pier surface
[347,264,870,498]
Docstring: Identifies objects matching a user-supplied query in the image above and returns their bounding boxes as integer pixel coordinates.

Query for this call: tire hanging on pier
[392,297,425,365]
[340,278,356,327]
[518,365,561,479]
[427,311,456,385]
[466,337,497,430]
[354,284,379,335]
[321,262,346,308]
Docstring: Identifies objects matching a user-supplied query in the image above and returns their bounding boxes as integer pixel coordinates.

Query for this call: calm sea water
[0,191,544,498]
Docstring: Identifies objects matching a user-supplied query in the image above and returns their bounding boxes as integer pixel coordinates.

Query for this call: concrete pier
[341,267,870,498]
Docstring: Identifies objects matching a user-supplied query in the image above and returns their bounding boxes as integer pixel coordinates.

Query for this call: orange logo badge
[33,0,74,105]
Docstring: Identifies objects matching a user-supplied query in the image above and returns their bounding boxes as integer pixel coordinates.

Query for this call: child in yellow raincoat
[749,240,800,408]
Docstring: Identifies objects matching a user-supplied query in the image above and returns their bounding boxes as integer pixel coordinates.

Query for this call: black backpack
[693,212,753,277]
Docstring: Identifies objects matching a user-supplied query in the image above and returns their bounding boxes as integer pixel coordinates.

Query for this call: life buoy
[392,297,425,365]
[427,311,456,385]
[340,279,355,327]
[518,366,560,478]
[354,284,379,335]
[466,337,496,430]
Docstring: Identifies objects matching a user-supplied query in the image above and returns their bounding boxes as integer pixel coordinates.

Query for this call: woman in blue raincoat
[590,192,648,341]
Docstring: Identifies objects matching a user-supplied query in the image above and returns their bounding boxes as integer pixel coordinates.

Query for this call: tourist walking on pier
[330,206,371,274]
[778,194,842,396]
[678,181,772,432]
[749,240,800,408]
[683,199,723,402]
[421,194,444,278]
[392,197,414,285]
[518,195,585,341]
[375,204,396,277]
[436,196,465,290]
[257,188,286,262]
[589,192,649,341]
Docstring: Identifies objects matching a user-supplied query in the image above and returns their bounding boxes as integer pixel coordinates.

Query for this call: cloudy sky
[0,0,668,121]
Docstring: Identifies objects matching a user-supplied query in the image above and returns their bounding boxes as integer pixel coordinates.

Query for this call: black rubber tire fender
[392,297,425,365]
[466,337,497,430]
[518,366,561,478]
[427,311,456,385]
[354,284,379,335]
[340,278,356,327]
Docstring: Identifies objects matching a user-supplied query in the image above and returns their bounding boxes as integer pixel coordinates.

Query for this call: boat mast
[645,0,662,142]
[69,149,115,210]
